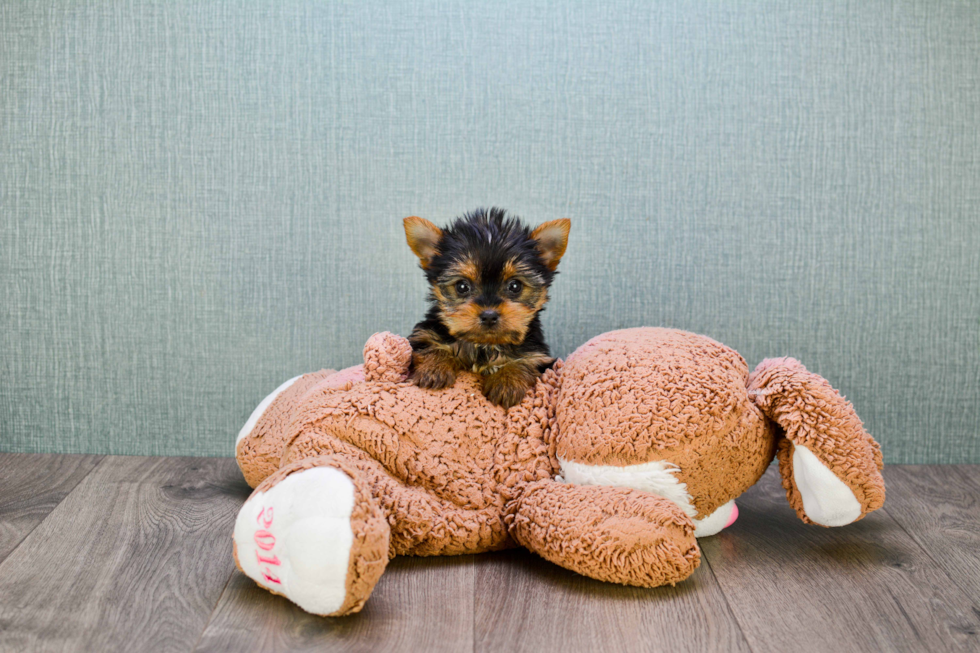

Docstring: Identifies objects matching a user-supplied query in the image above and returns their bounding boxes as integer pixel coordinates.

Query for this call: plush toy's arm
[507,480,700,587]
[747,358,885,527]
[362,332,412,382]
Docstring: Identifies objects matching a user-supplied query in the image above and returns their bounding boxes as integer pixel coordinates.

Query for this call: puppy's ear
[403,216,443,269]
[530,218,571,271]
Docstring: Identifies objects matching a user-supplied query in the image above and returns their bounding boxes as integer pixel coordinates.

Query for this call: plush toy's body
[233,328,884,616]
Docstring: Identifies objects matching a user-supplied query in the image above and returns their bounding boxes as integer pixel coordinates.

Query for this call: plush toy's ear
[403,216,442,269]
[531,218,571,271]
[747,358,884,527]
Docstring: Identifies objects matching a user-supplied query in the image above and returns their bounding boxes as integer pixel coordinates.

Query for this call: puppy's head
[404,208,570,345]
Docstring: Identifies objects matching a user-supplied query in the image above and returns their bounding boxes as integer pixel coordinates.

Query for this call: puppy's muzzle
[479,309,500,328]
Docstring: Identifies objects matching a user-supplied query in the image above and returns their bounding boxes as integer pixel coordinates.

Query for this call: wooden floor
[0,455,978,652]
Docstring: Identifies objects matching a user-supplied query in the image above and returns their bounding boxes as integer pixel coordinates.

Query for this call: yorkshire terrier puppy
[403,207,571,408]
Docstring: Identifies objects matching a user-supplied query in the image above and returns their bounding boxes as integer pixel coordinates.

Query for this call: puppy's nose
[479,309,500,327]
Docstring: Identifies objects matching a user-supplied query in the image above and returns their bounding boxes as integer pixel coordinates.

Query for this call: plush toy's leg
[235,366,366,488]
[282,430,514,556]
[233,455,390,616]
[235,333,411,489]
[508,480,700,587]
[236,437,515,615]
[747,357,885,527]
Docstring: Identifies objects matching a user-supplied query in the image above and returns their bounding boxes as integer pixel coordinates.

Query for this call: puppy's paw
[409,353,457,390]
[482,371,536,408]
[410,368,456,390]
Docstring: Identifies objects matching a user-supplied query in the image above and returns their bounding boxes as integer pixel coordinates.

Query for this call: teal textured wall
[1,1,978,461]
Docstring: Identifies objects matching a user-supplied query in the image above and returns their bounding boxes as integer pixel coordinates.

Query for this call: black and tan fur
[403,207,571,408]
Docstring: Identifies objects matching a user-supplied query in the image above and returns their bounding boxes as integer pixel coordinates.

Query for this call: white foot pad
[236,375,302,445]
[558,457,698,519]
[234,466,355,615]
[693,500,738,538]
[792,444,862,527]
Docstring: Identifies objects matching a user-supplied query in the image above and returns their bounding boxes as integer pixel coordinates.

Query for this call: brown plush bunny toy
[233,327,884,616]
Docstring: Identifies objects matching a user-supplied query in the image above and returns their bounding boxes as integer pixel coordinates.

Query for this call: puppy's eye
[506,279,523,296]
[455,280,471,295]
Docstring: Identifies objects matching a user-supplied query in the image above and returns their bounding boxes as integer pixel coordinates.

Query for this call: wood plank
[882,465,980,603]
[0,455,250,653]
[700,466,980,652]
[195,554,475,653]
[0,453,103,563]
[474,548,750,653]
[4,457,976,651]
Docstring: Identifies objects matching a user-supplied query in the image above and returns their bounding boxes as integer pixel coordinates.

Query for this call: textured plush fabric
[233,328,885,613]
[510,480,700,587]
[557,328,775,519]
[1,1,978,461]
[238,332,562,556]
[747,357,886,525]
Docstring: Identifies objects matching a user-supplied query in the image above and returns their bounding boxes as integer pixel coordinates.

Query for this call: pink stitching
[254,529,275,551]
[253,506,283,584]
[256,506,274,528]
